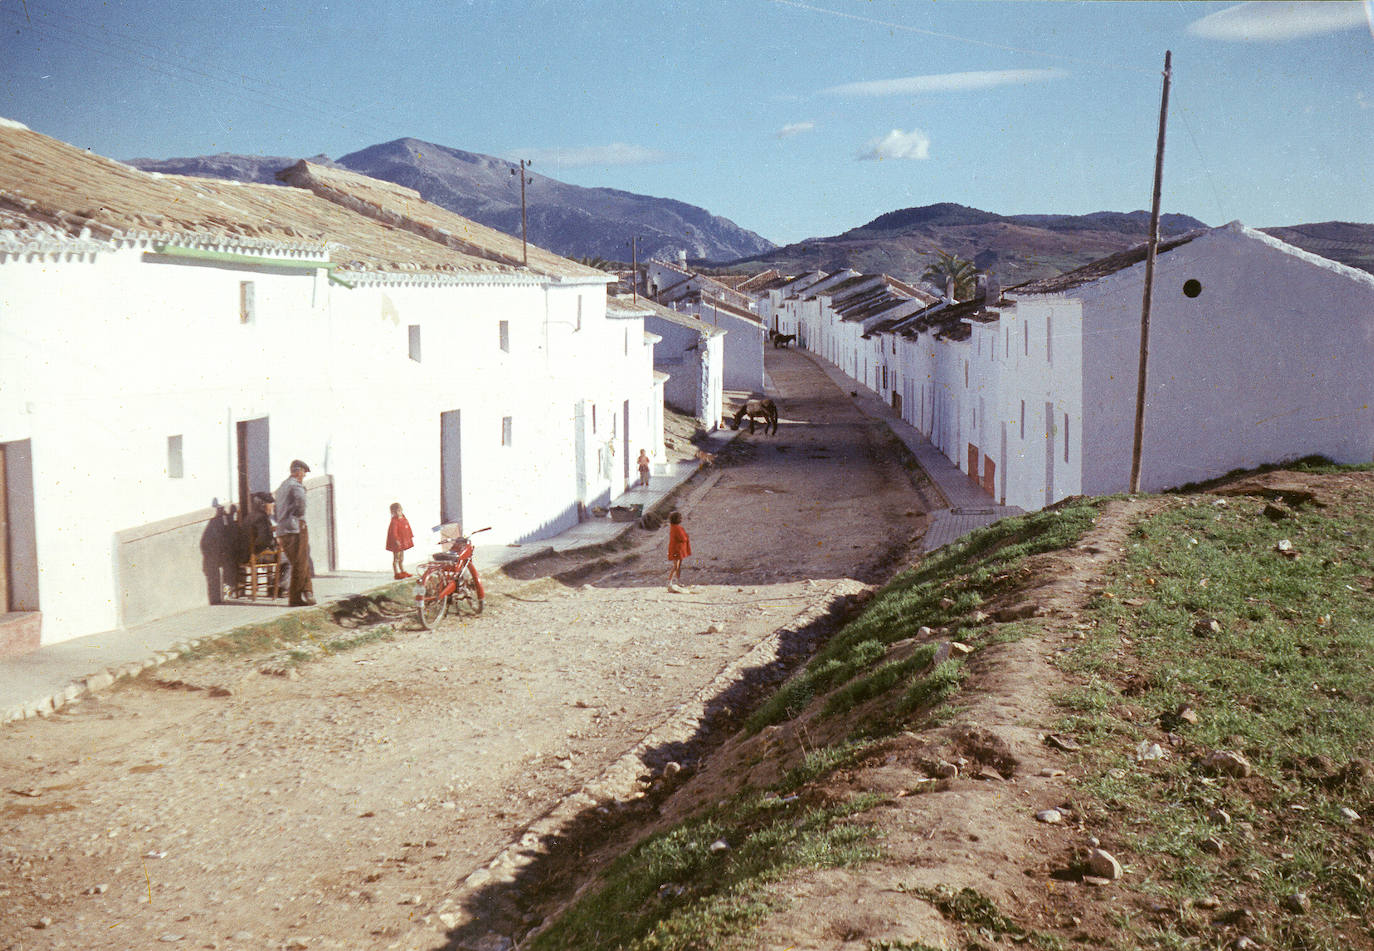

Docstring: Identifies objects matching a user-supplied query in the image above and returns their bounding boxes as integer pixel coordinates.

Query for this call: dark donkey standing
[770,331,797,348]
[730,398,779,435]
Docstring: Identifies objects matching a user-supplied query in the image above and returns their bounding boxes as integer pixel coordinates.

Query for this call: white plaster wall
[0,246,320,640]
[1075,227,1374,494]
[691,302,764,392]
[3,243,645,643]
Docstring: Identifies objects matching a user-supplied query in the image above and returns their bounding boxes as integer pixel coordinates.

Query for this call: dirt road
[0,349,933,951]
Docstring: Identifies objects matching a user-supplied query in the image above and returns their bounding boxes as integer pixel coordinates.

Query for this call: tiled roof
[736,269,783,292]
[0,119,607,283]
[695,293,763,324]
[1010,232,1202,295]
[607,294,725,336]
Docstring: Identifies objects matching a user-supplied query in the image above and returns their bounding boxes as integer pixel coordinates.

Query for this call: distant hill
[727,203,1213,286]
[1257,221,1374,276]
[727,203,1374,285]
[127,138,775,264]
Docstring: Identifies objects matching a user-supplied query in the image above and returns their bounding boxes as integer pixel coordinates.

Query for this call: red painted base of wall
[0,612,42,659]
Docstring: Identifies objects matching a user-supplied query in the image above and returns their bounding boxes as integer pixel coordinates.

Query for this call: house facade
[0,119,659,651]
[877,223,1374,511]
[678,295,767,392]
[623,295,726,429]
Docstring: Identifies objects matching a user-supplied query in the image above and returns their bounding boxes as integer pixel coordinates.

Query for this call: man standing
[274,459,315,606]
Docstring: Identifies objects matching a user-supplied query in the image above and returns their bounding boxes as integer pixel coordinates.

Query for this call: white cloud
[1186,1,1370,42]
[777,121,815,138]
[508,143,672,167]
[823,68,1067,98]
[858,128,931,162]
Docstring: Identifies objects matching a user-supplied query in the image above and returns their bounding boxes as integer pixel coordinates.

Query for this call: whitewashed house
[644,258,753,312]
[815,275,933,396]
[758,270,828,342]
[874,222,1374,511]
[990,222,1374,508]
[621,295,726,430]
[677,294,767,392]
[0,119,659,652]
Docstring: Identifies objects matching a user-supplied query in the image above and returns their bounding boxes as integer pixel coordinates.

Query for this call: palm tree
[921,249,978,301]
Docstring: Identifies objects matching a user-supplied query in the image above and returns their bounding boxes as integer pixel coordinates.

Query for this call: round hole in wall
[1183,278,1202,298]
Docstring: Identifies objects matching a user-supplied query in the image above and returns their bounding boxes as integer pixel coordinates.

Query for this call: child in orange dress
[667,511,691,592]
[386,502,414,579]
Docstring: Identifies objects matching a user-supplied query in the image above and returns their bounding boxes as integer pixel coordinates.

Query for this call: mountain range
[128,138,775,264]
[128,142,1374,285]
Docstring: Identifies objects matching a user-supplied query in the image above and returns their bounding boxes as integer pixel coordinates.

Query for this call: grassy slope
[532,465,1374,951]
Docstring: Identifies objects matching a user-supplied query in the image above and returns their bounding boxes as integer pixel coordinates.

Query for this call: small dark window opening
[1183,279,1202,298]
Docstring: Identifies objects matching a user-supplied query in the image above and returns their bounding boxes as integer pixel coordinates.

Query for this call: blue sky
[1,0,1370,245]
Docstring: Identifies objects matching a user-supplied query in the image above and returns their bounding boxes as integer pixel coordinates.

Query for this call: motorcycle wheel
[416,569,449,629]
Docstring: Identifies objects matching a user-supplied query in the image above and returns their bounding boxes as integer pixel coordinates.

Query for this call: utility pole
[630,236,638,303]
[1129,50,1172,495]
[510,159,532,265]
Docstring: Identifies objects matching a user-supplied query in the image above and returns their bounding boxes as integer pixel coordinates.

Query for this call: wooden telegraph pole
[511,159,532,265]
[1129,50,1173,494]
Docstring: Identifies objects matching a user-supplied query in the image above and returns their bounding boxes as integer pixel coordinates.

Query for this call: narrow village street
[0,349,935,951]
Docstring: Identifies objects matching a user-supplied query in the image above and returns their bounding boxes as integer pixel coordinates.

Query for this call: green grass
[901,883,1064,950]
[745,497,1104,734]
[535,498,1108,949]
[528,789,884,951]
[1053,485,1374,950]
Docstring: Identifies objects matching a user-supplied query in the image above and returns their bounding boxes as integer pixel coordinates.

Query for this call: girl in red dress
[386,502,415,579]
[667,511,691,592]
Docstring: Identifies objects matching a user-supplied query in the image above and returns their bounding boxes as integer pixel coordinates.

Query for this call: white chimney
[984,272,1001,306]
[945,276,955,303]
[677,250,688,268]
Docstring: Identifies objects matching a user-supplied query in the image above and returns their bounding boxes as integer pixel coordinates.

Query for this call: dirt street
[0,349,933,951]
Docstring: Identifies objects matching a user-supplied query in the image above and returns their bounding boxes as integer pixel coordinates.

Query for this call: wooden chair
[238,549,281,601]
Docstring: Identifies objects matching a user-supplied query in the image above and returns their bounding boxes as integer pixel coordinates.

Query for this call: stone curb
[0,637,208,726]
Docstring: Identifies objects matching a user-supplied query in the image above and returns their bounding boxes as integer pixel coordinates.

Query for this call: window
[408,324,421,362]
[239,281,255,324]
[1064,413,1071,463]
[1019,400,1025,440]
[499,319,510,353]
[501,416,513,447]
[1023,320,1029,356]
[1183,279,1202,298]
[167,435,184,479]
[592,405,597,433]
[624,328,629,356]
[964,360,969,388]
[1046,315,1053,364]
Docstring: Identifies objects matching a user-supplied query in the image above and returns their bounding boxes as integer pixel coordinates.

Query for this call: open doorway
[236,417,270,514]
[1,440,38,614]
[440,410,462,527]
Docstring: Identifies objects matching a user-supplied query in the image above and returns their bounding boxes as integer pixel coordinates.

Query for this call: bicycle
[414,525,489,629]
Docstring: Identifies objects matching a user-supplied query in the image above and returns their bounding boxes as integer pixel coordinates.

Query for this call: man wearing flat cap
[274,459,315,606]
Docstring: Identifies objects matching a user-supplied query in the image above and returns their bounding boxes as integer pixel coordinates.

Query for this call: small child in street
[386,502,415,579]
[637,449,651,488]
[667,510,691,593]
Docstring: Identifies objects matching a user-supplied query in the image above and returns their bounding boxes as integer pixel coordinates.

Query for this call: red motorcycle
[414,525,489,628]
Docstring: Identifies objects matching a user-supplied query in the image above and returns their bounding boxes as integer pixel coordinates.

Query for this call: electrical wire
[767,0,1158,76]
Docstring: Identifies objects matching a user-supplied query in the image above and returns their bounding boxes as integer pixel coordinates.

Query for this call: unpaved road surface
[0,349,933,951]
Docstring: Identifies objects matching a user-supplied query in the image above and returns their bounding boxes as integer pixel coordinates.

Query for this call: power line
[1,5,404,149]
[767,0,1157,76]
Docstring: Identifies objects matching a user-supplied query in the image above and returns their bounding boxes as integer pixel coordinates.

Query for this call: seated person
[246,492,279,560]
